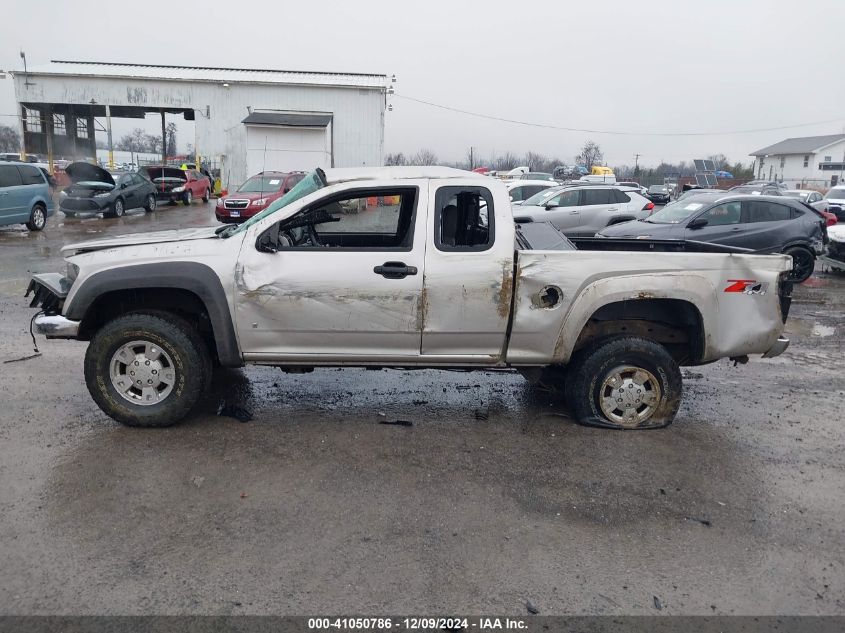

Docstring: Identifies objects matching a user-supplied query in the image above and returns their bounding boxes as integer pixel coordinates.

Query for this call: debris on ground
[217,403,254,423]
[474,408,489,420]
[3,352,42,364]
[682,371,704,380]
[653,596,663,610]
[379,419,413,427]
[686,516,712,527]
[240,492,248,499]
[525,599,539,614]
[412,400,428,405]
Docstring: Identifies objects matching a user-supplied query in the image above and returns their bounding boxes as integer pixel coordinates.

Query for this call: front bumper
[762,336,790,359]
[33,314,81,338]
[60,197,109,213]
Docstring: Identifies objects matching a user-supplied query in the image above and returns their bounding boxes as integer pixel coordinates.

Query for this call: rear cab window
[434,186,494,252]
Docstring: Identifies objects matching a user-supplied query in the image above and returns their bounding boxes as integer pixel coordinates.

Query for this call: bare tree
[707,153,728,171]
[0,125,22,152]
[494,152,519,171]
[385,152,408,166]
[576,140,603,171]
[116,128,151,153]
[145,134,163,154]
[165,122,178,157]
[524,151,547,172]
[409,148,438,166]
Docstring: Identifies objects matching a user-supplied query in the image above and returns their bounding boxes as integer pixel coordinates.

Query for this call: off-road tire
[183,190,192,206]
[84,312,211,427]
[565,336,682,430]
[785,246,814,283]
[26,203,47,231]
[144,194,156,212]
[202,188,210,203]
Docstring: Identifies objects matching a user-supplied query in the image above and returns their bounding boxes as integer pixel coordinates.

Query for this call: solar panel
[695,174,709,187]
[705,174,718,187]
[703,160,716,172]
[694,159,706,171]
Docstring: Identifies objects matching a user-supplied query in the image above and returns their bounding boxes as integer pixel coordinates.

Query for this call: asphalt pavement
[0,201,843,615]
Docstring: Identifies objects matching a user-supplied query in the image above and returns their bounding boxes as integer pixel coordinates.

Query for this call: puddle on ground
[811,324,835,337]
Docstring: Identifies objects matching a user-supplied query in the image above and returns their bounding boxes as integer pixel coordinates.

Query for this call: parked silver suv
[512,184,653,236]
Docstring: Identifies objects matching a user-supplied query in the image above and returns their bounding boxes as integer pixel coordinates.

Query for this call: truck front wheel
[84,312,211,427]
[565,336,682,429]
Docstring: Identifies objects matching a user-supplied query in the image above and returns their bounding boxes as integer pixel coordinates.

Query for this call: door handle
[374,261,418,279]
[569,210,579,214]
[608,207,619,212]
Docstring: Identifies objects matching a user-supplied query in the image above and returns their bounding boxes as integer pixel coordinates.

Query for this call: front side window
[545,189,581,208]
[435,186,494,252]
[17,164,44,185]
[275,188,417,250]
[510,186,525,202]
[698,202,742,226]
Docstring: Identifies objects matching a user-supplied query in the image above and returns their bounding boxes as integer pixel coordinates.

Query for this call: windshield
[825,188,845,200]
[238,176,286,193]
[782,191,807,200]
[522,187,565,206]
[645,199,707,224]
[225,168,327,236]
[649,185,668,192]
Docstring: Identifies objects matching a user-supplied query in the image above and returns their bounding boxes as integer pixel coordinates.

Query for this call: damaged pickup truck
[27,167,793,429]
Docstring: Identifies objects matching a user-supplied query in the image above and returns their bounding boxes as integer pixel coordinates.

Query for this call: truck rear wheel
[84,312,211,427]
[565,336,682,429]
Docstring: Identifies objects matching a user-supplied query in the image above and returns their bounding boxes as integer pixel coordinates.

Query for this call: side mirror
[688,216,709,229]
[544,203,558,210]
[120,182,128,189]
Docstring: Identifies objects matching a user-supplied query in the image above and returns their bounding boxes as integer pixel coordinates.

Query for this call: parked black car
[646,184,671,204]
[597,193,828,282]
[60,163,157,218]
[729,183,784,196]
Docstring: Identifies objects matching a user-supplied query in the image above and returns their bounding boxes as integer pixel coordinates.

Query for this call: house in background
[750,134,845,189]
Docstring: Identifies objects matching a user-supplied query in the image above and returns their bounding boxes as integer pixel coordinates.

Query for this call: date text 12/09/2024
[307,617,529,630]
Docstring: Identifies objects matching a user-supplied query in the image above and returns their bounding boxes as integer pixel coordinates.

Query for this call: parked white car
[824,186,845,221]
[507,180,558,205]
[783,189,829,214]
[512,184,654,236]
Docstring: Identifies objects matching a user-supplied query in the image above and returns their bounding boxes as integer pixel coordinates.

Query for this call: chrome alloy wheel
[110,340,176,406]
[598,365,661,427]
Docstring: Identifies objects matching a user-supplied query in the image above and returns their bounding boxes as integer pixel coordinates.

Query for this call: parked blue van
[0,161,54,230]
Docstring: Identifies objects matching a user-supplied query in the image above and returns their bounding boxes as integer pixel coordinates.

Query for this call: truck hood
[65,162,115,186]
[61,226,221,255]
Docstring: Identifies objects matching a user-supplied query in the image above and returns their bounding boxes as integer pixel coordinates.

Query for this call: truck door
[235,184,427,359]
[421,183,513,359]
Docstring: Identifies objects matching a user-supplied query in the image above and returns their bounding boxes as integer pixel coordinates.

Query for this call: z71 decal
[724,279,769,295]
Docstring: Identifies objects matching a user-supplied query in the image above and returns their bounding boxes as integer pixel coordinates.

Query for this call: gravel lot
[0,202,843,615]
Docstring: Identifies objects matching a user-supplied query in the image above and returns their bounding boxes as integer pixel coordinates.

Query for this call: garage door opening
[243,111,332,176]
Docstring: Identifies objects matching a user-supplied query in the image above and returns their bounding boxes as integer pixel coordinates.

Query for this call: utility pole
[469,146,474,170]
[634,153,640,169]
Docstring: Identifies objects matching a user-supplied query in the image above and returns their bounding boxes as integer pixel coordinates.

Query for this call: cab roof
[323,166,485,184]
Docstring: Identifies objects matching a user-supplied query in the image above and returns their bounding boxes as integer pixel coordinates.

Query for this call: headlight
[66,262,79,282]
[172,186,185,193]
[251,198,267,206]
[94,192,111,197]
[59,190,68,197]
[216,198,224,207]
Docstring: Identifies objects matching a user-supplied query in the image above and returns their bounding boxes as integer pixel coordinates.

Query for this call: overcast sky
[1,0,844,168]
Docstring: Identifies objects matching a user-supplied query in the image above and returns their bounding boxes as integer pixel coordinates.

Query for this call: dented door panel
[233,185,429,358]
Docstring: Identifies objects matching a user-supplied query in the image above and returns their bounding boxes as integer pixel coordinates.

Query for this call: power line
[394,94,844,137]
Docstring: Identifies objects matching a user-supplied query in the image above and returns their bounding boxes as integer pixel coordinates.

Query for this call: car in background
[824,186,845,222]
[0,161,53,230]
[141,165,211,206]
[676,187,722,201]
[617,181,648,196]
[783,189,836,225]
[216,171,306,223]
[730,182,785,196]
[597,193,828,282]
[646,184,671,204]
[60,163,157,218]
[513,184,654,236]
[519,172,556,182]
[507,179,558,205]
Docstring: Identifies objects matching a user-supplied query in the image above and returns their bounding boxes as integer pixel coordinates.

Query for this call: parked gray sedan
[597,193,828,282]
[60,163,157,218]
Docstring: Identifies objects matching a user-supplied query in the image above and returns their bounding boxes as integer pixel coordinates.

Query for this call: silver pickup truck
[27,167,792,430]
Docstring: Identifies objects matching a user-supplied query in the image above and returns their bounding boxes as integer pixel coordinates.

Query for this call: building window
[76,119,89,139]
[779,156,785,168]
[803,155,809,168]
[52,114,66,134]
[824,156,832,162]
[23,108,41,133]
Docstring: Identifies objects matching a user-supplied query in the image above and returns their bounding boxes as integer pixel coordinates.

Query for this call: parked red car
[141,166,211,206]
[216,171,305,223]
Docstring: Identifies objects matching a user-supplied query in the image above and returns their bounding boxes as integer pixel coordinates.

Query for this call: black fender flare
[65,262,242,367]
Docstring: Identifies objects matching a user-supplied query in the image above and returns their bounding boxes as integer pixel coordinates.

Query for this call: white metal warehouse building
[11,60,390,188]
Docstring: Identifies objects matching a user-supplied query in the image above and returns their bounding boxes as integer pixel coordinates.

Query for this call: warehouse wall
[14,75,385,187]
